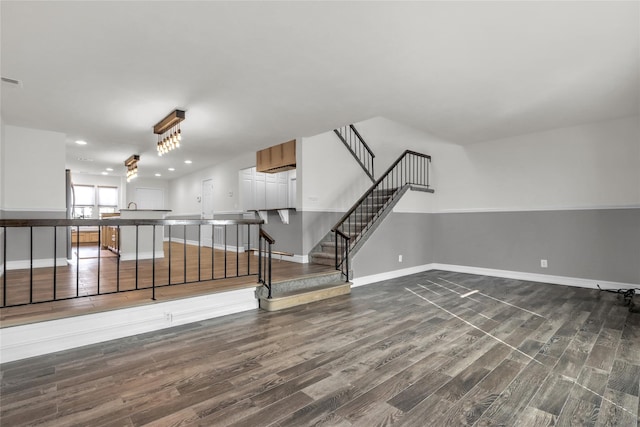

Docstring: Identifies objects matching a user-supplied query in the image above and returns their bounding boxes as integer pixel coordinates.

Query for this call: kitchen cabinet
[101,226,119,253]
[241,167,295,211]
[71,229,99,244]
[256,140,296,173]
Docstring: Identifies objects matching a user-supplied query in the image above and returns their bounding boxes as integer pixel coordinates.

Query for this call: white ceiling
[1,1,638,180]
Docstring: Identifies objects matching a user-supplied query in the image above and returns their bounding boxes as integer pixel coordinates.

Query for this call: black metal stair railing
[0,218,274,307]
[331,150,432,281]
[257,227,274,299]
[334,124,375,181]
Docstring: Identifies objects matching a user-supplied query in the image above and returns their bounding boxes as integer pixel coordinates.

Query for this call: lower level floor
[1,270,638,426]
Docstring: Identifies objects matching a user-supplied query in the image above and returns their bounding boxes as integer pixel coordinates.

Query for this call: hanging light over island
[154,109,185,156]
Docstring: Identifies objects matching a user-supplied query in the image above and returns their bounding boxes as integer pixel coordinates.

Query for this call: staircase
[254,124,377,311]
[310,150,434,280]
[309,187,399,266]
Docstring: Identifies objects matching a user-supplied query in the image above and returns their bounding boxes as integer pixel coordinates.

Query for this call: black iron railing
[334,124,375,181]
[258,228,274,299]
[0,218,273,308]
[331,150,432,280]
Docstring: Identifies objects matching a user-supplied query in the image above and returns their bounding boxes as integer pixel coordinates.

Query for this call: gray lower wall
[1,210,68,263]
[353,212,434,278]
[262,210,303,255]
[352,208,640,285]
[432,208,640,284]
[301,211,345,254]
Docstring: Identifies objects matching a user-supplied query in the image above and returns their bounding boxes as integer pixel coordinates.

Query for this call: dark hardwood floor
[0,242,335,326]
[1,270,639,426]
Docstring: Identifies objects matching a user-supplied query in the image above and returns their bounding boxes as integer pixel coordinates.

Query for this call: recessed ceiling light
[184,160,192,164]
[106,167,114,172]
[168,167,175,171]
[101,171,108,175]
[155,173,161,177]
[75,140,87,145]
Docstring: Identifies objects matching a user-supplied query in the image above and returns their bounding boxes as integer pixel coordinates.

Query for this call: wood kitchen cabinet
[71,230,99,244]
[101,226,119,254]
[256,139,296,173]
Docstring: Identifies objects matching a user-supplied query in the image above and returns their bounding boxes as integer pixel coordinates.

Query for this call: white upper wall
[166,115,640,216]
[2,125,66,211]
[350,116,640,213]
[446,115,640,212]
[299,131,372,212]
[126,178,170,210]
[168,151,255,216]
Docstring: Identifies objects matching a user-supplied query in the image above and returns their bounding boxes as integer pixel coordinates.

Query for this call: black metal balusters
[331,150,432,281]
[0,218,272,308]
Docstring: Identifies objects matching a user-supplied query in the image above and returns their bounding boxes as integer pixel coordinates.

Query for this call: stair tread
[309,251,337,259]
[266,282,350,299]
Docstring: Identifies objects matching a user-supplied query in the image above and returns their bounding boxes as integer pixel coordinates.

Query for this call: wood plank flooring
[1,270,639,426]
[0,242,335,326]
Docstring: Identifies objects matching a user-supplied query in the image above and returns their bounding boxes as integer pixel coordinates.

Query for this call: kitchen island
[101,209,171,261]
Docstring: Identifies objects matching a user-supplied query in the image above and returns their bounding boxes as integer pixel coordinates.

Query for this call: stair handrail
[331,150,431,233]
[334,124,376,181]
[258,227,275,299]
[349,125,375,162]
[330,150,431,281]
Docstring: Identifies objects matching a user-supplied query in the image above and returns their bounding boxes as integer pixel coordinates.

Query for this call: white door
[240,168,255,211]
[201,178,214,247]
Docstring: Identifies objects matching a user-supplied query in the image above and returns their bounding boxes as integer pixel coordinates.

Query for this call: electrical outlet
[540,259,548,268]
[164,312,173,323]
[398,255,403,263]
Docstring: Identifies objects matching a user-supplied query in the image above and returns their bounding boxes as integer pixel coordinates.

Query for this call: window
[72,185,119,218]
[73,185,95,219]
[98,186,118,216]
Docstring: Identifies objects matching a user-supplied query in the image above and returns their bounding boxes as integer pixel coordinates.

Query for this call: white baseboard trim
[0,287,258,364]
[164,237,243,254]
[119,252,165,262]
[2,257,69,271]
[351,264,435,287]
[428,263,639,290]
[255,252,308,264]
[287,254,309,264]
[164,237,199,246]
[212,243,243,253]
[352,263,639,290]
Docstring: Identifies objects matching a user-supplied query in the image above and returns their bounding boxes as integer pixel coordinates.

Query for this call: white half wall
[0,287,258,363]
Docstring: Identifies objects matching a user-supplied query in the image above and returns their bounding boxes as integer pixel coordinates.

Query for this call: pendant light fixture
[154,109,185,156]
[125,154,140,182]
